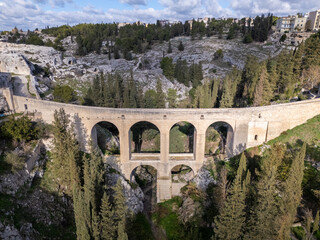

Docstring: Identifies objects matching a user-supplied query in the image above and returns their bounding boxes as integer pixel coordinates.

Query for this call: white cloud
[0,0,319,30]
[33,0,72,8]
[119,0,147,6]
[230,0,320,17]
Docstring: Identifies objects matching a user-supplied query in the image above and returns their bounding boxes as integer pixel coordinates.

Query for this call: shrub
[280,34,287,42]
[1,116,36,143]
[214,49,224,60]
[178,41,184,51]
[243,33,253,43]
[4,152,25,173]
[53,85,77,103]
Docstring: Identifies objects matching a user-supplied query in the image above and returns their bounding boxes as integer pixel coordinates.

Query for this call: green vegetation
[53,85,77,103]
[268,114,320,146]
[160,57,203,87]
[128,213,154,240]
[49,109,130,239]
[1,116,37,143]
[3,152,25,173]
[169,122,194,153]
[152,197,185,240]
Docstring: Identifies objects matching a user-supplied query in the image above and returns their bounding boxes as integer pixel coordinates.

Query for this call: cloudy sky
[0,0,319,30]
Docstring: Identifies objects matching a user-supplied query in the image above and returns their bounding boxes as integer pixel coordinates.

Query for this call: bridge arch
[171,164,195,197]
[130,164,158,208]
[205,121,234,157]
[129,121,161,154]
[91,121,120,155]
[169,121,196,155]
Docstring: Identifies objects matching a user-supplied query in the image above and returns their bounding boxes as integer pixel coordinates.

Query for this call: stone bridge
[3,88,320,201]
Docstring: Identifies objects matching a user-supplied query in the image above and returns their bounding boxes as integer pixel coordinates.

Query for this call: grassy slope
[267,114,320,162]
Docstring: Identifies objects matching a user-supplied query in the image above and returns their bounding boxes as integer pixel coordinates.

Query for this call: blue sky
[0,0,319,30]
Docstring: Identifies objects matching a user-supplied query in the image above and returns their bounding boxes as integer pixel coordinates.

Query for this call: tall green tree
[51,108,81,193]
[214,153,249,240]
[277,143,306,240]
[245,144,285,239]
[219,76,233,108]
[156,79,166,108]
[100,193,116,240]
[113,179,128,240]
[167,40,172,53]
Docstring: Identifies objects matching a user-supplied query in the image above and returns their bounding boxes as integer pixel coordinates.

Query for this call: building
[243,17,255,28]
[117,22,130,28]
[197,17,210,27]
[293,15,307,32]
[276,15,307,33]
[157,20,169,27]
[276,16,293,32]
[308,9,320,31]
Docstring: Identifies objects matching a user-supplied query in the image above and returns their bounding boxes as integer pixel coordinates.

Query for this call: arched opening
[169,121,196,160]
[171,164,194,197]
[91,121,120,155]
[130,121,160,154]
[131,165,157,213]
[205,121,233,157]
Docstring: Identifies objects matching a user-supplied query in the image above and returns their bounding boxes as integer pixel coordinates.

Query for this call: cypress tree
[167,40,172,53]
[211,79,219,108]
[253,64,271,106]
[277,143,306,240]
[245,145,285,239]
[100,193,116,240]
[113,179,128,239]
[156,79,166,108]
[51,108,81,193]
[51,109,90,239]
[214,153,249,240]
[178,41,184,51]
[219,76,233,108]
[128,73,138,108]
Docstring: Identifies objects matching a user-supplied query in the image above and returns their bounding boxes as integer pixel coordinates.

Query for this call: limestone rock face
[192,163,216,191]
[0,223,23,240]
[0,142,46,195]
[106,168,144,214]
[0,96,8,112]
[178,197,203,224]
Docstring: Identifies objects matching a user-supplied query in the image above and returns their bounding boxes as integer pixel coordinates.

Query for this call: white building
[276,15,307,33]
[308,9,320,31]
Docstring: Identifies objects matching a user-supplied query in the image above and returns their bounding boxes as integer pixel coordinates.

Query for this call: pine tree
[277,143,306,240]
[214,153,249,240]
